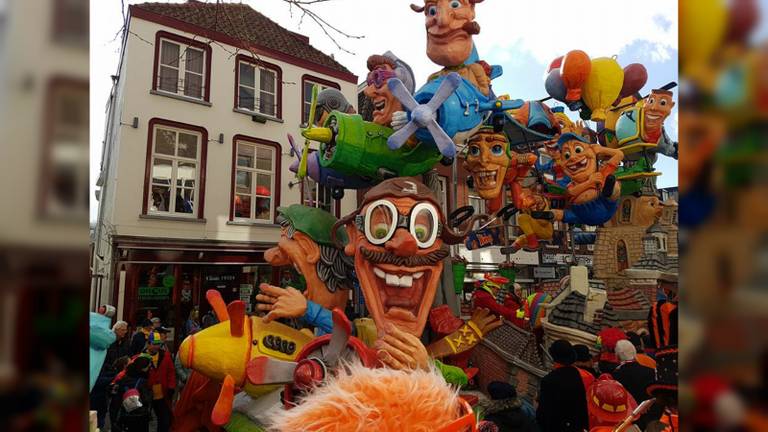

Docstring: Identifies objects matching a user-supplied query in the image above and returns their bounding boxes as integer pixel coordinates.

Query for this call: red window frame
[229,135,282,223]
[301,74,340,125]
[234,54,283,119]
[152,31,213,102]
[142,118,209,219]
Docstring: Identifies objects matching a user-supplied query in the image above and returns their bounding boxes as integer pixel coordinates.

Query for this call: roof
[482,322,547,377]
[131,1,355,81]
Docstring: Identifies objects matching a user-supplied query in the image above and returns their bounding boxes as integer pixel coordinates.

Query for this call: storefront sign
[138,286,171,301]
[240,284,254,312]
[533,267,557,279]
[541,253,593,266]
[204,274,237,283]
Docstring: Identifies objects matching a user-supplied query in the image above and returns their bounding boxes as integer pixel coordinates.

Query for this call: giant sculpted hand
[373,323,430,371]
[256,283,307,322]
[426,308,502,359]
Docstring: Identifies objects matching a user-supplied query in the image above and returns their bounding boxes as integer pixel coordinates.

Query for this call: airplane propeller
[386,72,462,158]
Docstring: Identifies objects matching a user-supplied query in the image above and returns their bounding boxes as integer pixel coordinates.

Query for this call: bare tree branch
[280,0,364,55]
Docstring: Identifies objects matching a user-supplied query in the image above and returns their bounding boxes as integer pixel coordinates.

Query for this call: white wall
[104,16,359,244]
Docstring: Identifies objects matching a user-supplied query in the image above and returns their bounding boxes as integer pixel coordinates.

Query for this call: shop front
[112,236,286,352]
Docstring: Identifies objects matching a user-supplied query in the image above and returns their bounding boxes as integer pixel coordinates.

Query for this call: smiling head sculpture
[411,0,483,67]
[463,127,510,200]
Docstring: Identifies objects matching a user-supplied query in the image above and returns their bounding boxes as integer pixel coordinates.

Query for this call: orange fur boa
[267,362,462,432]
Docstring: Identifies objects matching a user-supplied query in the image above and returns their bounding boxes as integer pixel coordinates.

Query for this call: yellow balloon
[680,0,726,78]
[582,57,624,122]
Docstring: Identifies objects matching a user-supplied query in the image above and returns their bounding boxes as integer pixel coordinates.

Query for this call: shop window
[201,265,272,314]
[621,199,632,223]
[302,75,340,126]
[617,240,629,272]
[236,56,281,118]
[153,32,211,102]
[147,124,202,217]
[40,78,89,219]
[232,137,280,222]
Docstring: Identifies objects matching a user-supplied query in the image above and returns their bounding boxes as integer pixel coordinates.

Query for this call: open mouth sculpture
[474,168,500,190]
[565,157,590,175]
[358,245,447,331]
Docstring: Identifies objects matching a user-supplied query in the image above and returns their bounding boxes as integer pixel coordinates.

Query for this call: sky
[90,0,681,221]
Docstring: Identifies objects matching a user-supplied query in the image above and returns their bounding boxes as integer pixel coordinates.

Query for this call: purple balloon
[545,68,567,103]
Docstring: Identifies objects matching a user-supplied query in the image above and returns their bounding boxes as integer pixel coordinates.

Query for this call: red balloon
[561,50,591,102]
[726,0,759,44]
[547,56,563,73]
[617,63,648,100]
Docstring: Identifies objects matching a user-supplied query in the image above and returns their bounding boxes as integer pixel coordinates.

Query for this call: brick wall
[471,344,510,394]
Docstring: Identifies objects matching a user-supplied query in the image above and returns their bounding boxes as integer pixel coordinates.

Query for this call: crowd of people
[89,310,206,432]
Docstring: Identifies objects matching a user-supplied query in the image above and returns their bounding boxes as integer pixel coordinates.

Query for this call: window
[232,139,277,222]
[302,177,333,213]
[53,0,88,44]
[621,199,632,223]
[617,240,629,272]
[237,58,280,117]
[41,79,89,218]
[435,176,449,215]
[148,126,202,217]
[153,32,211,102]
[468,195,485,217]
[301,75,340,126]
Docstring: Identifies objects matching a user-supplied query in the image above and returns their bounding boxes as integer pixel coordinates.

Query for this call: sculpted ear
[344,223,357,257]
[294,232,321,264]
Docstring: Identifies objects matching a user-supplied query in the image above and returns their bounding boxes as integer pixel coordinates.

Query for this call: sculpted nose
[437,6,452,27]
[385,228,418,257]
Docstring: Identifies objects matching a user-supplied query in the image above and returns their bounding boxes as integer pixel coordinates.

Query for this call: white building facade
[92,1,358,348]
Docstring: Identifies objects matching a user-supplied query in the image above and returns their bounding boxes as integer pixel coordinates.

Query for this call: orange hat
[588,374,637,424]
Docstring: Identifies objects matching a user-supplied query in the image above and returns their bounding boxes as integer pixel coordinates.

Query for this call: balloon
[561,50,591,102]
[582,57,624,122]
[680,0,726,79]
[726,0,759,44]
[547,56,563,73]
[545,68,567,103]
[617,63,648,102]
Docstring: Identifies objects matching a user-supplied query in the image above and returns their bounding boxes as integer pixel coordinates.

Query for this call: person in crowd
[573,344,599,378]
[130,319,153,355]
[183,307,201,341]
[586,374,639,431]
[612,340,657,430]
[109,356,131,431]
[201,309,218,328]
[627,331,657,369]
[483,381,537,432]
[111,355,153,432]
[144,331,175,432]
[597,327,627,374]
[536,339,589,432]
[150,317,162,330]
[106,321,132,369]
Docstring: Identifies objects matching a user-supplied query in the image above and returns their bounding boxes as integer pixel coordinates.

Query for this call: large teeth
[375,266,418,288]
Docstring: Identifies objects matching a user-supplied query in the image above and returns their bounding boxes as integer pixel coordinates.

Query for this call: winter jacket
[145,349,176,400]
[536,366,589,432]
[484,397,538,432]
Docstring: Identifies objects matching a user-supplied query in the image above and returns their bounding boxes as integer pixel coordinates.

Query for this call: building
[91,1,358,349]
[0,0,89,377]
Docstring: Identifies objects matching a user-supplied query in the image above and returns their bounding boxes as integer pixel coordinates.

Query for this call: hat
[588,374,638,423]
[556,132,589,149]
[549,339,576,365]
[277,204,348,247]
[140,318,153,328]
[384,50,416,95]
[574,344,592,362]
[615,339,637,362]
[647,346,678,396]
[156,326,171,334]
[148,331,164,345]
[150,317,161,324]
[597,328,627,352]
[487,381,517,400]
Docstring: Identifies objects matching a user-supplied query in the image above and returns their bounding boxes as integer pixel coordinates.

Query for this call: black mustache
[360,246,449,267]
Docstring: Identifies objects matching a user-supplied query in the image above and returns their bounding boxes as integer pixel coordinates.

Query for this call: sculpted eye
[450,0,461,8]
[491,144,503,156]
[575,145,583,154]
[647,97,655,105]
[427,5,437,15]
[660,99,667,106]
[564,151,571,160]
[372,223,389,240]
[414,225,429,242]
[469,145,480,157]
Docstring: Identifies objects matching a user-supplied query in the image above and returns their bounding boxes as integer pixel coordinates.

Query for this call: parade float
[172,1,678,430]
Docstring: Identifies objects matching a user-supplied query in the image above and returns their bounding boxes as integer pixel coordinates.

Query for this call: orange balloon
[561,50,592,102]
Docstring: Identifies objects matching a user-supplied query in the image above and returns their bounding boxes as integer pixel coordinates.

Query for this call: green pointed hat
[277,205,348,247]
